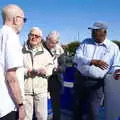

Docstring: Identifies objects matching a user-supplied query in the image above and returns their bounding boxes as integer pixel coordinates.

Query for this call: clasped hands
[27,68,46,77]
[90,59,108,70]
[91,59,120,80]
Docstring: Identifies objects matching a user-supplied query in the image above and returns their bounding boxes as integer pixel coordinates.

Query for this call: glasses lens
[17,16,27,23]
[30,34,40,38]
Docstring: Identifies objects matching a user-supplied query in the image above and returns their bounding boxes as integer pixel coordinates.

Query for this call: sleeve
[45,62,55,76]
[74,42,91,65]
[5,33,23,71]
[43,54,55,76]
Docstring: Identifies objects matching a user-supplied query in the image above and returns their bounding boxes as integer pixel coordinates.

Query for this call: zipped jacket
[22,43,54,94]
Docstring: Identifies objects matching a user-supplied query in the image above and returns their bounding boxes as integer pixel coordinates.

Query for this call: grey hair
[47,31,60,41]
[29,27,43,37]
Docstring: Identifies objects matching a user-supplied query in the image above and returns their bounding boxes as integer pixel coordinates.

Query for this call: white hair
[29,27,43,37]
[47,31,60,41]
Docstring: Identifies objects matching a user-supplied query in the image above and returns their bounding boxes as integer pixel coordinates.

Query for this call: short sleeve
[5,33,23,70]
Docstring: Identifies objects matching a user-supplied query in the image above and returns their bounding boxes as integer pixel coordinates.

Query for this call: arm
[6,68,23,105]
[90,59,108,70]
[74,41,108,70]
[5,34,25,120]
[74,43,91,65]
[6,68,25,120]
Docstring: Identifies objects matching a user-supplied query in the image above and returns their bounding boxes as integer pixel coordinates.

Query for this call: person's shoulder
[55,44,64,54]
[1,25,18,41]
[55,44,63,50]
[0,25,19,44]
[81,38,93,44]
[0,26,7,35]
[106,40,120,54]
[1,25,13,34]
[108,40,119,49]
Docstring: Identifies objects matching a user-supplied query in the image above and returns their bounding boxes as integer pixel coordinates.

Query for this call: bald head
[2,4,24,23]
[1,4,26,33]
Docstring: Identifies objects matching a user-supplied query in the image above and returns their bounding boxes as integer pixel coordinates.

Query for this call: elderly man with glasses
[0,4,26,120]
[22,27,54,120]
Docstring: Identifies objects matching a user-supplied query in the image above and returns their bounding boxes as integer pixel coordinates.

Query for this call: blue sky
[0,0,120,44]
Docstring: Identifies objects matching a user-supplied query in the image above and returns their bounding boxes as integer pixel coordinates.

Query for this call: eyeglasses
[16,16,27,23]
[29,33,40,39]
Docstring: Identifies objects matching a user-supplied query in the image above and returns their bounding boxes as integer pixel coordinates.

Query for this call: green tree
[113,40,120,49]
[65,41,80,56]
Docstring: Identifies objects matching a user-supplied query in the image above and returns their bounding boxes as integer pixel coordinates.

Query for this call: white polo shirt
[0,25,23,117]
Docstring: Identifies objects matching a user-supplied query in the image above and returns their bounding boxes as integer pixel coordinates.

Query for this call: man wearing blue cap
[74,22,120,120]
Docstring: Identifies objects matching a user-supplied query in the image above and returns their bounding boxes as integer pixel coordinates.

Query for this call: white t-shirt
[0,25,23,117]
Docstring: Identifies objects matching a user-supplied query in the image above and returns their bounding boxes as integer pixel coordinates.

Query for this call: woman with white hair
[22,27,54,120]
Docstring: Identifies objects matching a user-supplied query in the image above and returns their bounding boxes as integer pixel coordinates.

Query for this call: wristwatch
[18,102,24,107]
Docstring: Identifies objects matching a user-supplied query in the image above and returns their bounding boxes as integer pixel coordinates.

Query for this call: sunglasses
[29,33,40,39]
[16,16,27,23]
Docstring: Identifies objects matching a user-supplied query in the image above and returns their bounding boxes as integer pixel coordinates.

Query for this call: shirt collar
[93,38,109,49]
[24,43,44,53]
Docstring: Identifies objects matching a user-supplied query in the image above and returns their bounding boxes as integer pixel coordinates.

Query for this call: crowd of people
[0,4,120,120]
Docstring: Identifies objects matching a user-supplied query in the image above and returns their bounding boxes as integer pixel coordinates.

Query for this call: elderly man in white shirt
[0,4,26,120]
[74,22,120,120]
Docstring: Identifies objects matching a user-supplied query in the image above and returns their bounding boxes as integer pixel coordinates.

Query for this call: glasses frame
[29,33,41,39]
[16,16,27,23]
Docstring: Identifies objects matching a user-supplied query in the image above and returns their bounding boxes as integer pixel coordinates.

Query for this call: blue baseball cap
[88,22,108,30]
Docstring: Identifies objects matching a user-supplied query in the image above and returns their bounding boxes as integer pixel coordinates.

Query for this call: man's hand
[114,69,120,80]
[90,59,108,70]
[18,105,26,120]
